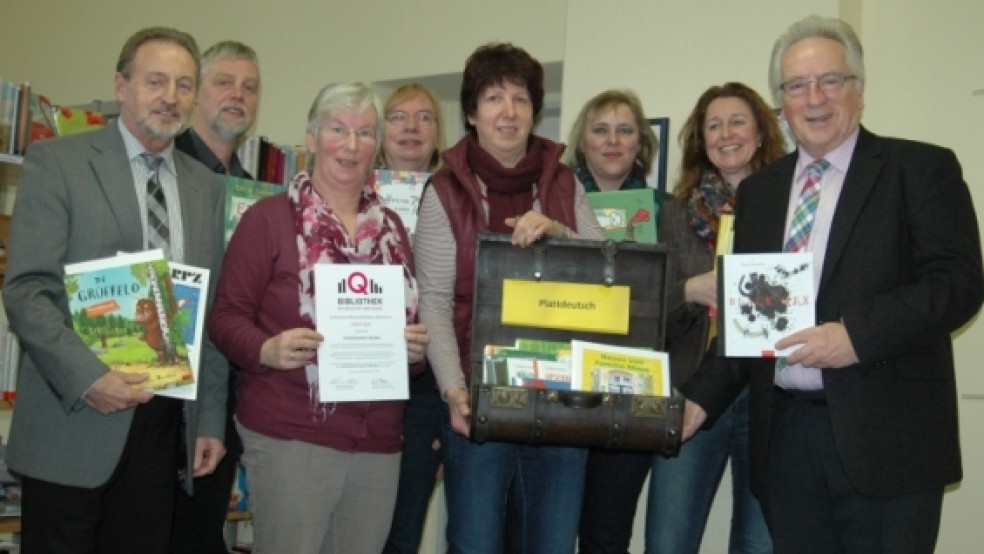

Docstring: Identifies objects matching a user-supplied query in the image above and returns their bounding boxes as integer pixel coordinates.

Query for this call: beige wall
[2,0,983,551]
[0,0,567,146]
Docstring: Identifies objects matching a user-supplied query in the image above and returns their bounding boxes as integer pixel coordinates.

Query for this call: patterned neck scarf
[687,167,736,250]
[288,170,418,405]
[574,163,648,193]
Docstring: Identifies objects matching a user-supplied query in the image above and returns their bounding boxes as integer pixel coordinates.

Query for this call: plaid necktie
[776,159,828,373]
[783,159,830,253]
[141,153,170,257]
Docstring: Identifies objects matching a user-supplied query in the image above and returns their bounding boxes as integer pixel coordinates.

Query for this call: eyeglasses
[322,124,376,144]
[385,111,436,126]
[779,72,858,97]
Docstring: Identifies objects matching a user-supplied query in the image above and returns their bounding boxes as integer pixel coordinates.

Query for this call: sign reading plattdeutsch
[501,279,630,335]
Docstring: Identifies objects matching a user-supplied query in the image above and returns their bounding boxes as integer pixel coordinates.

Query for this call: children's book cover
[64,250,194,392]
[371,169,429,235]
[222,175,283,246]
[587,189,658,243]
[717,252,815,357]
[571,340,671,396]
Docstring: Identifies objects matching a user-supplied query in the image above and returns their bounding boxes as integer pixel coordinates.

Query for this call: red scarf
[465,134,547,233]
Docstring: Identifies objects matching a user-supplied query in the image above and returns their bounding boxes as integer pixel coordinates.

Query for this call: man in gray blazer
[681,15,982,554]
[2,27,228,553]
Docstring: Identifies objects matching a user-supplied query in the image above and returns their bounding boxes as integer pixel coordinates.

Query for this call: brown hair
[674,82,786,199]
[116,27,200,81]
[460,43,544,136]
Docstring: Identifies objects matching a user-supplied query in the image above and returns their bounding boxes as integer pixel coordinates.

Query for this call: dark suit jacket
[681,127,983,497]
[2,123,228,488]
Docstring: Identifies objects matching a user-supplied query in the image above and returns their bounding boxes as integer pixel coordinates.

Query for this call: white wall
[2,1,984,551]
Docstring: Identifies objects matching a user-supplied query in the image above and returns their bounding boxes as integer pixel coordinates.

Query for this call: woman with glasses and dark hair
[644,82,785,554]
[378,82,449,554]
[414,42,604,554]
[208,81,429,553]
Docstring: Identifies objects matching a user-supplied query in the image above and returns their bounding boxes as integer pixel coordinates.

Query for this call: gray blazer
[2,123,228,488]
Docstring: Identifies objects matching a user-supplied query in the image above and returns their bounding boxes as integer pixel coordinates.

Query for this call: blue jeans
[645,389,772,554]
[443,425,588,554]
[383,389,448,554]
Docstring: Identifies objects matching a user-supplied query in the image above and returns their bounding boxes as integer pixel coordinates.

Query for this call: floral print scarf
[687,167,736,250]
[288,170,418,401]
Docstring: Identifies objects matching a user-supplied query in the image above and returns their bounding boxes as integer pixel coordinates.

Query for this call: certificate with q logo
[314,264,409,402]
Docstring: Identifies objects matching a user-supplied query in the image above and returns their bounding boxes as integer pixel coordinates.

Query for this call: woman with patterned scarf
[208,82,429,554]
[645,82,786,554]
[562,88,671,554]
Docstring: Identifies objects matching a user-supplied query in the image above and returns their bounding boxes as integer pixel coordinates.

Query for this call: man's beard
[211,108,252,141]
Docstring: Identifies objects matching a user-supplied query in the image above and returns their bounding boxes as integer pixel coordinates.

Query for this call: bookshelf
[0,154,20,286]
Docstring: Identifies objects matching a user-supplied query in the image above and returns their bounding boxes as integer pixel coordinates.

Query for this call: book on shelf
[63,249,206,396]
[0,78,17,154]
[236,136,307,186]
[0,323,21,402]
[221,175,284,245]
[570,339,671,396]
[587,188,658,243]
[0,78,57,155]
[716,252,815,358]
[370,169,429,235]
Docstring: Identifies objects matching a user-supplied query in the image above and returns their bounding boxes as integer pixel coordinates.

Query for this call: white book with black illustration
[716,252,815,357]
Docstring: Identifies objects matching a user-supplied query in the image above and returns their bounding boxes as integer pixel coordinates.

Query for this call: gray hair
[768,15,865,105]
[201,40,259,79]
[306,82,383,169]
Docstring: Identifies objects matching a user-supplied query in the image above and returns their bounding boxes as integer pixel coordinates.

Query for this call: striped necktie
[141,153,170,258]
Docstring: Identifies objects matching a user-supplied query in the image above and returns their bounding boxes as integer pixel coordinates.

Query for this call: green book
[222,175,283,246]
[587,188,658,243]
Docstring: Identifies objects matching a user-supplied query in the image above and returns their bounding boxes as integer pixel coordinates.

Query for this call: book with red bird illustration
[587,188,658,243]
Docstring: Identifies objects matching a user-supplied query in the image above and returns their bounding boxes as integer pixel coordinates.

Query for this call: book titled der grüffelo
[716,252,815,357]
[63,249,203,395]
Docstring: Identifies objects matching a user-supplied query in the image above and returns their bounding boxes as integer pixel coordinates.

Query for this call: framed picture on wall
[646,117,669,192]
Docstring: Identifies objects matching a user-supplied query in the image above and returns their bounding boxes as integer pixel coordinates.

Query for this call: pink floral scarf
[288,170,418,405]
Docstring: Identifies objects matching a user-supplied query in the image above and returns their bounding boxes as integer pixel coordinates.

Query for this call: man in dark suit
[171,39,259,554]
[680,15,983,554]
[2,27,228,553]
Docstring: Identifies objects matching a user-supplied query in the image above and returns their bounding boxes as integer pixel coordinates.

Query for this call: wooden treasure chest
[468,233,682,454]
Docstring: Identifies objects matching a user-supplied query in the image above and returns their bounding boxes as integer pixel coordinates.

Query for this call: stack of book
[0,78,56,156]
[482,338,671,396]
[236,136,308,186]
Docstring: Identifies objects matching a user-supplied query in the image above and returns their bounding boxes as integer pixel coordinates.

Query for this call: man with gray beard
[172,40,260,554]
